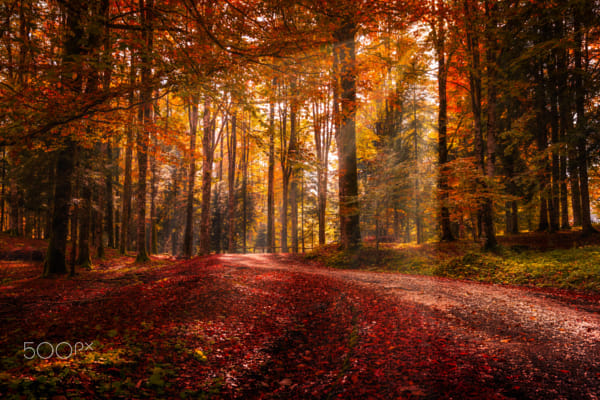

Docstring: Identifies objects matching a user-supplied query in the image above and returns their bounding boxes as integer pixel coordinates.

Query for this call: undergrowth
[306,242,600,293]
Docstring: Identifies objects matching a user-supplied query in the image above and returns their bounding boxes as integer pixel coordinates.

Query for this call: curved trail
[217,253,600,399]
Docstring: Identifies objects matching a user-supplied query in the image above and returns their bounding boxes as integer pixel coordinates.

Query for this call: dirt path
[218,253,600,399]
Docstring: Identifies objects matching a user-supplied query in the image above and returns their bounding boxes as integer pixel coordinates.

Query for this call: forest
[1,0,599,270]
[2,1,600,398]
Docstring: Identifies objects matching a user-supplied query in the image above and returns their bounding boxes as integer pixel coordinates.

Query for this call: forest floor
[1,234,600,399]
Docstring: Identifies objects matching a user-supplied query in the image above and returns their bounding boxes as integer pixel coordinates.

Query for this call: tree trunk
[183,95,198,257]
[281,174,289,253]
[557,45,571,230]
[435,0,454,242]
[9,174,19,236]
[573,5,595,234]
[44,0,88,275]
[149,103,158,255]
[120,54,135,254]
[44,140,75,276]
[1,147,5,231]
[216,128,225,253]
[77,175,92,269]
[279,93,289,253]
[535,65,551,232]
[69,153,79,274]
[313,98,331,246]
[549,71,561,232]
[95,181,104,259]
[135,0,153,263]
[466,0,496,249]
[242,123,248,253]
[227,113,237,253]
[301,171,305,252]
[413,86,422,244]
[199,98,214,255]
[267,80,276,253]
[333,20,361,248]
[105,141,115,248]
[482,1,497,249]
[289,84,299,253]
[170,161,181,256]
[568,146,582,227]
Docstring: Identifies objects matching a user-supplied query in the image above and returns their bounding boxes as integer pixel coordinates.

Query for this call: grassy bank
[305,232,600,293]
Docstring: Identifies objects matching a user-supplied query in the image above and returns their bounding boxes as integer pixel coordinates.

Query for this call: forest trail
[3,252,600,399]
[217,253,600,399]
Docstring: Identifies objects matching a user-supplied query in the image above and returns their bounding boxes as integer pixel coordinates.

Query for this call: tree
[227,112,237,253]
[333,16,361,248]
[135,0,154,263]
[183,94,199,258]
[44,0,107,275]
[311,81,334,246]
[267,78,276,252]
[432,0,455,241]
[120,53,136,255]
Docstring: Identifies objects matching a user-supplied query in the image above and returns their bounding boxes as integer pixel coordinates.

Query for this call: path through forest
[2,252,600,399]
[218,253,600,399]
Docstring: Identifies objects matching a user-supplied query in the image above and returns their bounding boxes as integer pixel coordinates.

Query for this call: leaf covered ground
[1,234,599,399]
[0,255,510,399]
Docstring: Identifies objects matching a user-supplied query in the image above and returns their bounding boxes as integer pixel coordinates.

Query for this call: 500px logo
[23,341,94,360]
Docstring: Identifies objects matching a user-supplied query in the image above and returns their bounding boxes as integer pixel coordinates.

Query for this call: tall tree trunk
[267,80,276,253]
[214,126,224,253]
[135,0,153,263]
[549,67,561,232]
[301,171,305,252]
[105,141,115,248]
[183,95,198,257]
[44,0,88,275]
[9,174,19,235]
[466,0,496,249]
[289,83,299,253]
[535,65,550,232]
[100,1,114,249]
[333,19,361,248]
[69,151,79,274]
[435,0,454,242]
[557,68,570,230]
[557,42,576,229]
[413,85,422,244]
[313,98,331,246]
[120,54,135,254]
[149,104,158,255]
[45,138,76,276]
[227,112,237,253]
[482,0,497,249]
[95,180,104,259]
[170,161,181,256]
[242,122,248,253]
[568,145,582,226]
[77,170,92,269]
[290,176,298,252]
[549,97,560,232]
[1,147,5,231]
[279,94,289,253]
[199,98,214,255]
[281,174,289,252]
[573,4,595,234]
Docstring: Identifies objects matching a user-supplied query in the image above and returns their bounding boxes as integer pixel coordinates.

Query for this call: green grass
[305,242,600,293]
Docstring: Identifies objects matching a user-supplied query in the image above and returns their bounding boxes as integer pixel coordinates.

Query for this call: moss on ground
[305,239,600,293]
